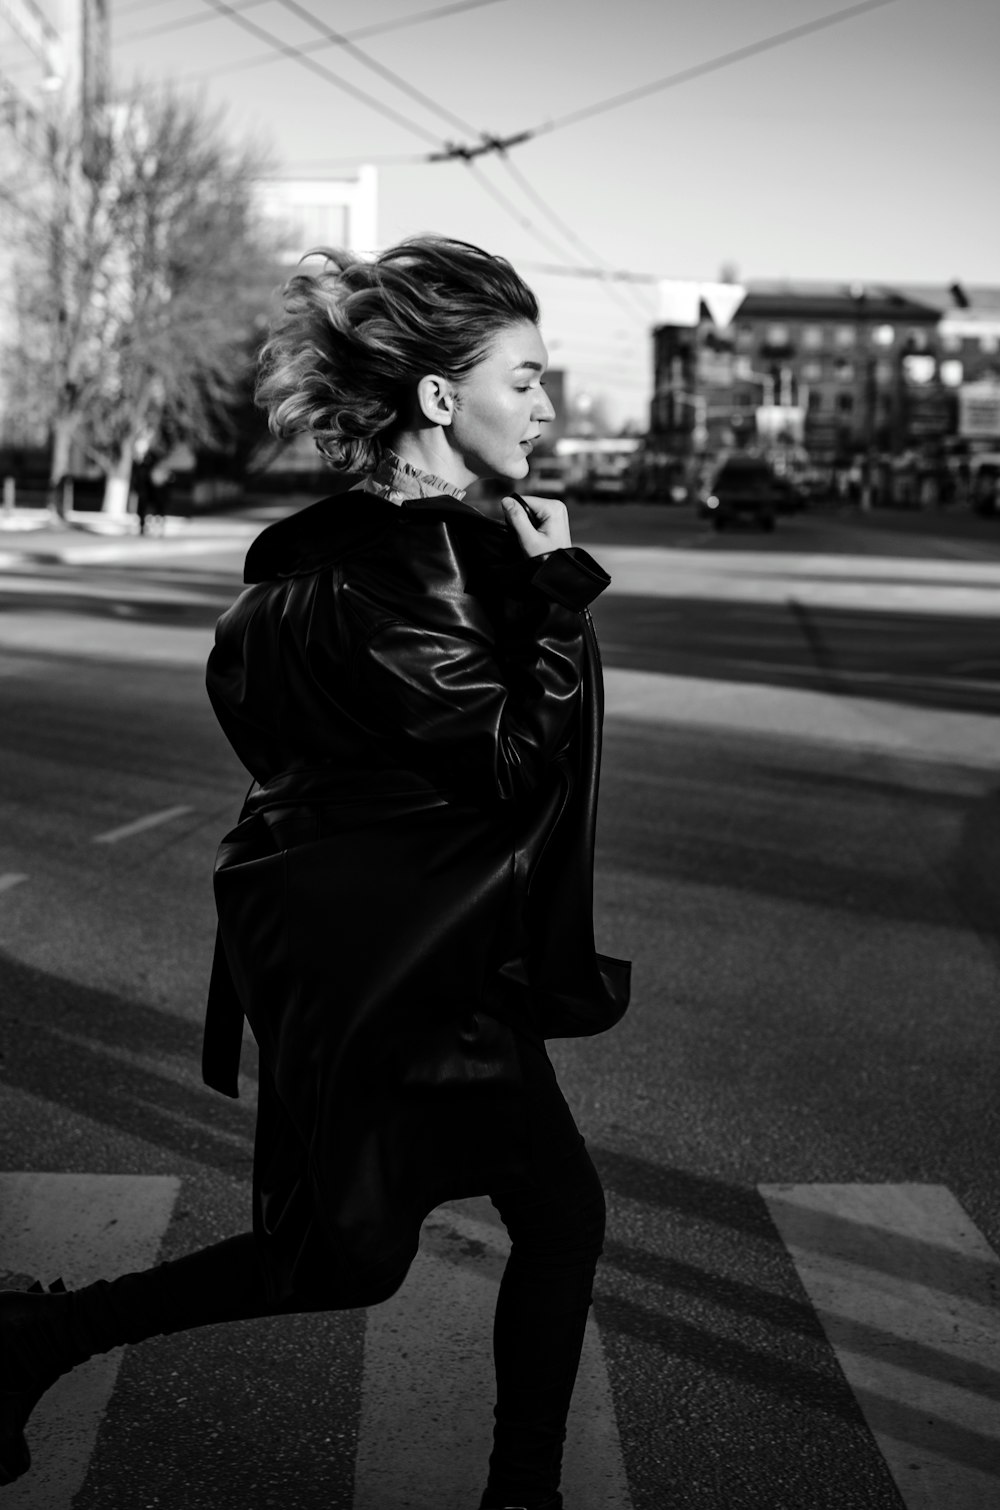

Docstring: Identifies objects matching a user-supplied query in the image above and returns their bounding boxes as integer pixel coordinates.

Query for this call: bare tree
[2,84,281,512]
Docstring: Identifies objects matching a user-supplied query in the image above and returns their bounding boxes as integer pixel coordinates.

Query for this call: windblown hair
[256,235,540,474]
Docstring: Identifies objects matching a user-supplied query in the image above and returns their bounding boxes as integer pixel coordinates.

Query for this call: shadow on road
[0,947,258,1179]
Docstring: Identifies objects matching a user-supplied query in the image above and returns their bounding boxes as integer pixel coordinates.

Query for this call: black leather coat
[202,481,630,1300]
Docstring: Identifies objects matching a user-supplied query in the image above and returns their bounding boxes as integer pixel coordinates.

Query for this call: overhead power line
[496,154,655,322]
[194,0,446,146]
[460,158,649,322]
[116,0,191,14]
[260,1,654,320]
[427,129,533,162]
[462,162,582,265]
[429,0,898,158]
[172,0,512,84]
[527,263,662,285]
[280,154,428,169]
[118,0,271,46]
[194,0,890,337]
[271,0,480,140]
[188,0,638,310]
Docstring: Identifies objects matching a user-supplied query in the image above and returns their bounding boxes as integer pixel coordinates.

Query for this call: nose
[533,387,556,424]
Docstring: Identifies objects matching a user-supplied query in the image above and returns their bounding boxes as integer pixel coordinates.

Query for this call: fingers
[513,494,569,528]
[501,494,572,557]
[500,494,537,550]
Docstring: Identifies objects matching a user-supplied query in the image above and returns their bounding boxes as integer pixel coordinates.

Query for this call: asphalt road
[2,500,1000,1508]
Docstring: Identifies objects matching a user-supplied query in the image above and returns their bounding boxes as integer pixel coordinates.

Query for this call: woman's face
[448,319,556,482]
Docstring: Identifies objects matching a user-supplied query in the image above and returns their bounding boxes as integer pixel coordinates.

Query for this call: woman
[1,236,629,1510]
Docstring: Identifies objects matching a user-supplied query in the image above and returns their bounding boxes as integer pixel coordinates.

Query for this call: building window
[837,393,854,413]
[940,359,963,387]
[809,391,823,411]
[802,360,823,382]
[834,359,855,383]
[905,328,929,351]
[765,324,789,346]
[980,333,1000,354]
[872,324,895,347]
[734,355,754,381]
[802,326,824,349]
[876,360,895,384]
[902,354,935,385]
[940,332,963,353]
[834,326,857,348]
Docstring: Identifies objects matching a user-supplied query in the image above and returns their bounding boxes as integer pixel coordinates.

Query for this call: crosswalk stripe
[92,805,193,844]
[760,1183,1000,1510]
[11,1172,994,1507]
[0,1173,180,1509]
[354,1196,633,1510]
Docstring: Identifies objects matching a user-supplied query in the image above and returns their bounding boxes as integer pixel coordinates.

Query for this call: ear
[415,374,458,427]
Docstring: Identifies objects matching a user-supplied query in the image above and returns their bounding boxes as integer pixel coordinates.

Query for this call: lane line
[0,873,27,894]
[0,1172,180,1509]
[760,1183,1000,1510]
[92,805,193,844]
[354,1197,633,1510]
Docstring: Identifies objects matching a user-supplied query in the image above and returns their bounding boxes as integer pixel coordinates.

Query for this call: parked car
[700,455,779,531]
[770,475,806,513]
[970,453,1000,516]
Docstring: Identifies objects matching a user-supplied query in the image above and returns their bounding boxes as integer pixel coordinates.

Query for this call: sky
[8,0,1000,425]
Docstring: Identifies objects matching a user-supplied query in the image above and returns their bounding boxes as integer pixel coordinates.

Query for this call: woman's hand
[501,494,572,559]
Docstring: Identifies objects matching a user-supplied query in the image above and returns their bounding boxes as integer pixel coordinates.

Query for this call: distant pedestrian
[134,458,170,535]
[1,236,630,1510]
[132,456,153,535]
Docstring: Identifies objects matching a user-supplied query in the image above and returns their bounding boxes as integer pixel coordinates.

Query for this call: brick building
[650,280,1000,470]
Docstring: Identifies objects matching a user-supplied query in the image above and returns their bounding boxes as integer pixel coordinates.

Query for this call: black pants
[67,1141,605,1507]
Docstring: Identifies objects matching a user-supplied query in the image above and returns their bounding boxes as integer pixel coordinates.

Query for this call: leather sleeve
[357,547,609,804]
[528,546,611,610]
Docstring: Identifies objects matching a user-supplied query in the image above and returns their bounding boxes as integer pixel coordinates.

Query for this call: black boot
[0,1279,93,1486]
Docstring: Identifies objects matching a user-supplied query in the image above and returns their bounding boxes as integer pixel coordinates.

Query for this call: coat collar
[242,476,506,584]
[359,447,467,505]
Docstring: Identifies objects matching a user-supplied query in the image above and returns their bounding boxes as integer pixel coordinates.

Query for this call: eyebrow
[511,360,545,372]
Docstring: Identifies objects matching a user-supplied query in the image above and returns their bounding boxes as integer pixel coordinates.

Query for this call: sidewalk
[604,667,1000,773]
[0,509,261,568]
[595,544,1000,617]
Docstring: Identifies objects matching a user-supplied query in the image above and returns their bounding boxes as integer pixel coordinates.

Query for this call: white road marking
[354,1197,633,1510]
[92,805,193,844]
[760,1183,1000,1510]
[0,1173,180,1509]
[0,873,27,894]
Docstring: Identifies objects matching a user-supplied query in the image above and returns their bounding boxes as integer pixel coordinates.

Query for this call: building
[257,168,378,263]
[650,278,1000,472]
[252,170,379,480]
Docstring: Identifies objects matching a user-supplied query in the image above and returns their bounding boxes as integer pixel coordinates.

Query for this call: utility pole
[54,0,109,176]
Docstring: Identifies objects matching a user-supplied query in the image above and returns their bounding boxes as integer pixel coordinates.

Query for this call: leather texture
[202,480,631,1297]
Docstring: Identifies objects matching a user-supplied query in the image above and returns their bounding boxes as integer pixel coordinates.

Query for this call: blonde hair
[256,235,540,474]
